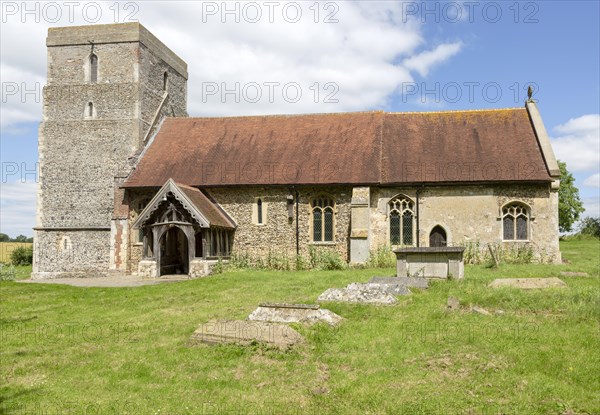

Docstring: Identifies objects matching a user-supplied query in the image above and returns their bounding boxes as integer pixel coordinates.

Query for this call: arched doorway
[429,225,447,247]
[159,227,189,275]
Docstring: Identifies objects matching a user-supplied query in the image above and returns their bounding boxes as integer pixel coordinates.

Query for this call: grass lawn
[1,240,598,414]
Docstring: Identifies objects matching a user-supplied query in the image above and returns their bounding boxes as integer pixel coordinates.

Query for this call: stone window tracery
[502,203,530,240]
[389,195,415,246]
[312,196,334,242]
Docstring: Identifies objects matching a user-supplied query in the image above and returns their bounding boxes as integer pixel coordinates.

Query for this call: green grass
[1,240,598,414]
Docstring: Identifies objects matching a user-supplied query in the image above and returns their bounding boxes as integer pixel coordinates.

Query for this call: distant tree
[13,235,29,242]
[558,161,585,233]
[26,237,33,243]
[579,217,600,238]
[0,233,9,242]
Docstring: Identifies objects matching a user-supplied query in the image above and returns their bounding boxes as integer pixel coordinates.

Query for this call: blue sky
[1,0,599,236]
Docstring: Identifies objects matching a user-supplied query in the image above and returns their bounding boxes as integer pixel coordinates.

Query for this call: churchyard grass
[1,240,598,414]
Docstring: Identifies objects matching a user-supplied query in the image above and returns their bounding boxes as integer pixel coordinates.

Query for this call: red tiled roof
[177,183,236,229]
[381,109,551,183]
[123,108,552,188]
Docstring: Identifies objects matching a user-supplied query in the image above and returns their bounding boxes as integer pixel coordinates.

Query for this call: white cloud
[583,173,600,188]
[581,197,600,219]
[402,42,463,77]
[0,180,37,237]
[0,1,468,236]
[0,1,464,125]
[0,63,45,131]
[551,114,600,172]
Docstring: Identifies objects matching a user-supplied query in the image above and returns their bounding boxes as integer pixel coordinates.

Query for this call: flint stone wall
[32,230,110,279]
[207,186,352,263]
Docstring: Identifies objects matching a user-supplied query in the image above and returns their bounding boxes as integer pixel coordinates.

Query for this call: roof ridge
[167,110,384,120]
[163,107,526,121]
[385,107,525,115]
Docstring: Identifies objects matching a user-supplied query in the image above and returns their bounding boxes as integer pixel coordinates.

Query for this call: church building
[32,23,561,279]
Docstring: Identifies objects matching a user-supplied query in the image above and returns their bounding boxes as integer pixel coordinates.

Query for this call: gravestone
[317,282,409,305]
[248,303,343,326]
[489,277,567,289]
[189,320,303,349]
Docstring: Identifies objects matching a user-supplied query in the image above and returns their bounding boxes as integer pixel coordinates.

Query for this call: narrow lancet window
[257,198,263,224]
[90,54,98,83]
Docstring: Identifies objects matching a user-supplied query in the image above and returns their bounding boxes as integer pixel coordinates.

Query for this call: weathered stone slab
[489,277,567,289]
[248,304,342,326]
[190,320,303,349]
[259,303,320,310]
[318,287,397,305]
[471,306,491,316]
[559,272,590,277]
[369,276,429,288]
[349,282,411,296]
[317,282,409,305]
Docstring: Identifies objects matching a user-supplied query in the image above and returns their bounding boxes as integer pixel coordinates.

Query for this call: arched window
[87,102,94,118]
[257,198,263,224]
[503,203,530,240]
[389,195,415,246]
[429,225,447,247]
[163,71,168,91]
[312,196,334,242]
[90,53,98,83]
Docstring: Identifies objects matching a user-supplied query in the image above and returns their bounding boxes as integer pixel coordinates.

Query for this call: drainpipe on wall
[295,189,300,257]
[416,185,425,247]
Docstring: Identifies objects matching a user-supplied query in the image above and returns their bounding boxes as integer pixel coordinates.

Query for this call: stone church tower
[32,23,188,278]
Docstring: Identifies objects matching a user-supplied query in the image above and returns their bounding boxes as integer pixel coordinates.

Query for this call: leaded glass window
[502,203,530,241]
[503,216,514,240]
[402,211,413,245]
[324,209,333,241]
[516,216,528,240]
[389,196,415,246]
[312,196,334,242]
[390,211,401,245]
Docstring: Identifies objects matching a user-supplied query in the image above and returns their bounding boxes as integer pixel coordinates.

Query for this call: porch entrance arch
[158,226,189,275]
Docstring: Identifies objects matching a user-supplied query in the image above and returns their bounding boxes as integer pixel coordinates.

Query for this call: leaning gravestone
[489,277,567,289]
[248,303,343,326]
[189,320,303,349]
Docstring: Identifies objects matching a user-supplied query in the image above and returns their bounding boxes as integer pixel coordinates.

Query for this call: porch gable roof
[132,179,236,229]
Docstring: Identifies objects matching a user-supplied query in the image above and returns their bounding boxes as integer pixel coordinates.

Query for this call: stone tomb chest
[394,247,465,279]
